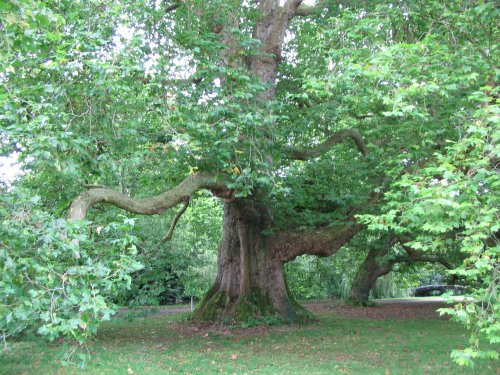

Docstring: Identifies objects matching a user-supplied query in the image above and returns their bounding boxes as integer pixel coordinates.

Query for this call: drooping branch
[269,221,363,263]
[370,241,455,273]
[68,172,226,221]
[156,196,191,246]
[287,128,368,160]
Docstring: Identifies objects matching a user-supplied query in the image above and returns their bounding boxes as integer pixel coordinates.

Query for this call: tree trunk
[346,238,456,306]
[346,247,393,306]
[193,199,311,323]
[193,1,364,322]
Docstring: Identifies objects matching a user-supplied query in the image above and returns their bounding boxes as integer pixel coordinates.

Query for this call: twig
[156,196,190,248]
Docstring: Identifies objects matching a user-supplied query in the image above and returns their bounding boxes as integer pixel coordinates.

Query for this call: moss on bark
[193,285,313,325]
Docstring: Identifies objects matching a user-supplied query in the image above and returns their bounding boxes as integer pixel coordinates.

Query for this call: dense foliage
[0,0,498,367]
[119,195,222,306]
[0,189,142,362]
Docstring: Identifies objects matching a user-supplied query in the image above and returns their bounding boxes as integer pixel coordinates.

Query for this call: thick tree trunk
[346,247,392,306]
[193,199,311,323]
[192,1,365,322]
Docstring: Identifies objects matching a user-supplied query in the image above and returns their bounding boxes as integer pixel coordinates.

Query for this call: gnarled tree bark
[193,199,312,322]
[193,199,364,322]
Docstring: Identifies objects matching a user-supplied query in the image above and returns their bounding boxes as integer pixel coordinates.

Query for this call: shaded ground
[118,305,192,317]
[304,299,451,320]
[118,298,454,339]
[120,298,452,320]
[4,299,498,374]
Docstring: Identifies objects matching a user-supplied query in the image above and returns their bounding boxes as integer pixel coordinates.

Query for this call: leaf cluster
[0,188,142,362]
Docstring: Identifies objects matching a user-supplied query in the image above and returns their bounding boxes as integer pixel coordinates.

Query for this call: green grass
[2,309,498,374]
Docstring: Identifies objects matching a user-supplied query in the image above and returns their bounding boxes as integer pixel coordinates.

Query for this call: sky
[0,153,23,186]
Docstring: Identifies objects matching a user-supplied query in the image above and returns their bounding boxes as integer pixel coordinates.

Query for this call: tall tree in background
[346,234,457,306]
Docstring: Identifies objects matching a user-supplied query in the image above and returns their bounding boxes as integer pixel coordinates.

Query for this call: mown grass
[2,307,498,374]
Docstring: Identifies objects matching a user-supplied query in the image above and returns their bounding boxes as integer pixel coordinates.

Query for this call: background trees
[1,0,498,366]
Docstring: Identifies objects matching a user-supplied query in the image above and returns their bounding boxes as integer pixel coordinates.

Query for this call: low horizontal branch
[68,172,226,221]
[399,245,454,270]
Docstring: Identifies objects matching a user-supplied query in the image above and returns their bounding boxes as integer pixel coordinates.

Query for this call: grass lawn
[1,300,498,374]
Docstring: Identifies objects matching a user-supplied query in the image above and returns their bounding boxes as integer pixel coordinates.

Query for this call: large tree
[1,0,497,329]
[65,0,371,322]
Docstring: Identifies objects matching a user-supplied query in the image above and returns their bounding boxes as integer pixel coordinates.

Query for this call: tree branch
[68,172,226,221]
[164,2,182,14]
[156,196,190,246]
[270,221,363,262]
[269,185,383,263]
[138,75,203,87]
[284,0,304,15]
[287,128,368,160]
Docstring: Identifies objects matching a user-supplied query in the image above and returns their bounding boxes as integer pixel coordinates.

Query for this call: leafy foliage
[1,0,499,367]
[360,92,499,365]
[0,189,142,360]
[118,195,222,306]
[298,2,499,364]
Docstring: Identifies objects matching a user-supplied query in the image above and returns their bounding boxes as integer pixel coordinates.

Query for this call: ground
[304,298,453,320]
[2,299,498,374]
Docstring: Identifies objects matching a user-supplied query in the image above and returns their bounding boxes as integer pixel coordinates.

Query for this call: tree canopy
[1,0,498,367]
